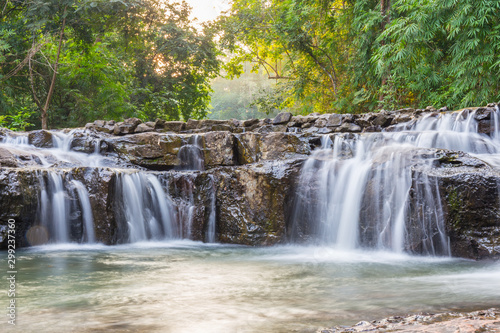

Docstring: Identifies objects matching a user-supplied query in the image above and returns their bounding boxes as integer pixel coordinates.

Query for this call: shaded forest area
[1,0,500,130]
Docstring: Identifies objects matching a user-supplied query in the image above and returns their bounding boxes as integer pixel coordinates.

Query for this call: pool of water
[3,241,500,332]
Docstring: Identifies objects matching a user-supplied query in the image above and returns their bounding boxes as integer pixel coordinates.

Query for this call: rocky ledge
[84,104,500,136]
[1,105,500,259]
[319,308,500,333]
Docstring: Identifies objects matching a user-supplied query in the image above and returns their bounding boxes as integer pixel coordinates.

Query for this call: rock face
[1,104,500,260]
[213,159,303,245]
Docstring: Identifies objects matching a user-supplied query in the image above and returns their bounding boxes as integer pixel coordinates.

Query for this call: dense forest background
[1,0,500,130]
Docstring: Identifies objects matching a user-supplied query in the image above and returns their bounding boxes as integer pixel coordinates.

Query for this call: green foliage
[0,0,220,129]
[218,0,500,114]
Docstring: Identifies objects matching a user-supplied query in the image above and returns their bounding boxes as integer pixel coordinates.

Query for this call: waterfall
[205,175,217,243]
[71,180,96,243]
[290,108,500,255]
[114,172,177,242]
[38,171,70,243]
[177,135,205,171]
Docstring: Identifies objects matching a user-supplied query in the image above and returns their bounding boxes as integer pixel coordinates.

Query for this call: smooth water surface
[3,241,500,332]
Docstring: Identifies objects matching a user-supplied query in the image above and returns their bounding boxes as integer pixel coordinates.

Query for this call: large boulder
[106,132,183,170]
[202,131,236,167]
[28,130,53,148]
[213,159,303,245]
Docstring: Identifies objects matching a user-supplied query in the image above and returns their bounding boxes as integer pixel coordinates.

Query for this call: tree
[0,0,220,129]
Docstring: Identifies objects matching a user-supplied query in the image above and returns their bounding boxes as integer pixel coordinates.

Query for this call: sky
[184,0,231,24]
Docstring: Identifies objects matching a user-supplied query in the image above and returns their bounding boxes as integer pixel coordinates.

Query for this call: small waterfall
[114,172,177,242]
[205,175,217,243]
[71,180,96,243]
[290,134,449,254]
[38,171,70,243]
[2,134,29,145]
[177,135,205,171]
[52,130,76,151]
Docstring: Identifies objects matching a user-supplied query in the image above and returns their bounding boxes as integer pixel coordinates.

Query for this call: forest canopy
[0,0,219,129]
[1,0,500,129]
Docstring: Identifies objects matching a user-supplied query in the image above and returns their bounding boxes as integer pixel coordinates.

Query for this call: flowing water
[3,242,500,332]
[2,109,500,331]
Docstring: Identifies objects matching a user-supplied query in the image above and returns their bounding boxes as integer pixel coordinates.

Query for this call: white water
[0,129,217,244]
[115,172,178,242]
[71,180,96,243]
[291,107,500,254]
[4,243,499,333]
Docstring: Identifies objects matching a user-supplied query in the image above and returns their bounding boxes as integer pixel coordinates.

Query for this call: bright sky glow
[185,0,231,24]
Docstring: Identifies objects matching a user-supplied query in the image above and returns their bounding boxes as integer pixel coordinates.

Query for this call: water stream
[3,242,499,332]
[2,109,500,331]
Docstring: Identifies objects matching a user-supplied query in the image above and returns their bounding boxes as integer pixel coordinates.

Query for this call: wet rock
[474,107,494,121]
[213,159,303,245]
[392,113,412,124]
[203,131,236,167]
[28,130,53,148]
[320,308,500,333]
[477,120,492,135]
[272,112,292,125]
[107,132,183,170]
[372,113,393,127]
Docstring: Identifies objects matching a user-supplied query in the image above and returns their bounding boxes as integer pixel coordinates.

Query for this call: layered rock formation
[1,106,499,259]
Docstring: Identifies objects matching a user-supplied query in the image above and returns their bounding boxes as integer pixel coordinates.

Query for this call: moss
[447,188,462,230]
[438,154,462,165]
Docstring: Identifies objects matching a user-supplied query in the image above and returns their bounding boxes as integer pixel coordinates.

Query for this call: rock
[0,148,21,167]
[318,127,334,134]
[272,112,292,125]
[156,120,186,132]
[474,107,494,121]
[372,113,393,127]
[107,132,183,170]
[392,113,412,124]
[335,123,362,133]
[28,130,53,148]
[113,118,141,135]
[203,131,236,167]
[477,120,492,135]
[214,159,303,245]
[135,123,155,133]
[186,119,200,130]
[326,113,342,127]
[242,118,260,127]
[315,118,327,128]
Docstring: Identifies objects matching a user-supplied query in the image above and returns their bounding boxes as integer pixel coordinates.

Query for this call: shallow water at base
[4,242,500,333]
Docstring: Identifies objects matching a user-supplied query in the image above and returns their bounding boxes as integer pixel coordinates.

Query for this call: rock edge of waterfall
[318,308,500,333]
[1,104,500,260]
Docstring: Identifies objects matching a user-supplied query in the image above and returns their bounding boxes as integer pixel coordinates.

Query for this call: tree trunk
[41,7,67,130]
[379,0,391,102]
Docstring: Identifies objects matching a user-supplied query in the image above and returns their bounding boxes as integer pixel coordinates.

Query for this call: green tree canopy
[0,0,220,129]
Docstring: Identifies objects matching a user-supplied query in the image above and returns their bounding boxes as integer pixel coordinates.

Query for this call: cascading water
[71,180,96,243]
[0,128,218,245]
[205,175,217,243]
[177,134,205,171]
[114,172,177,242]
[290,108,500,255]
